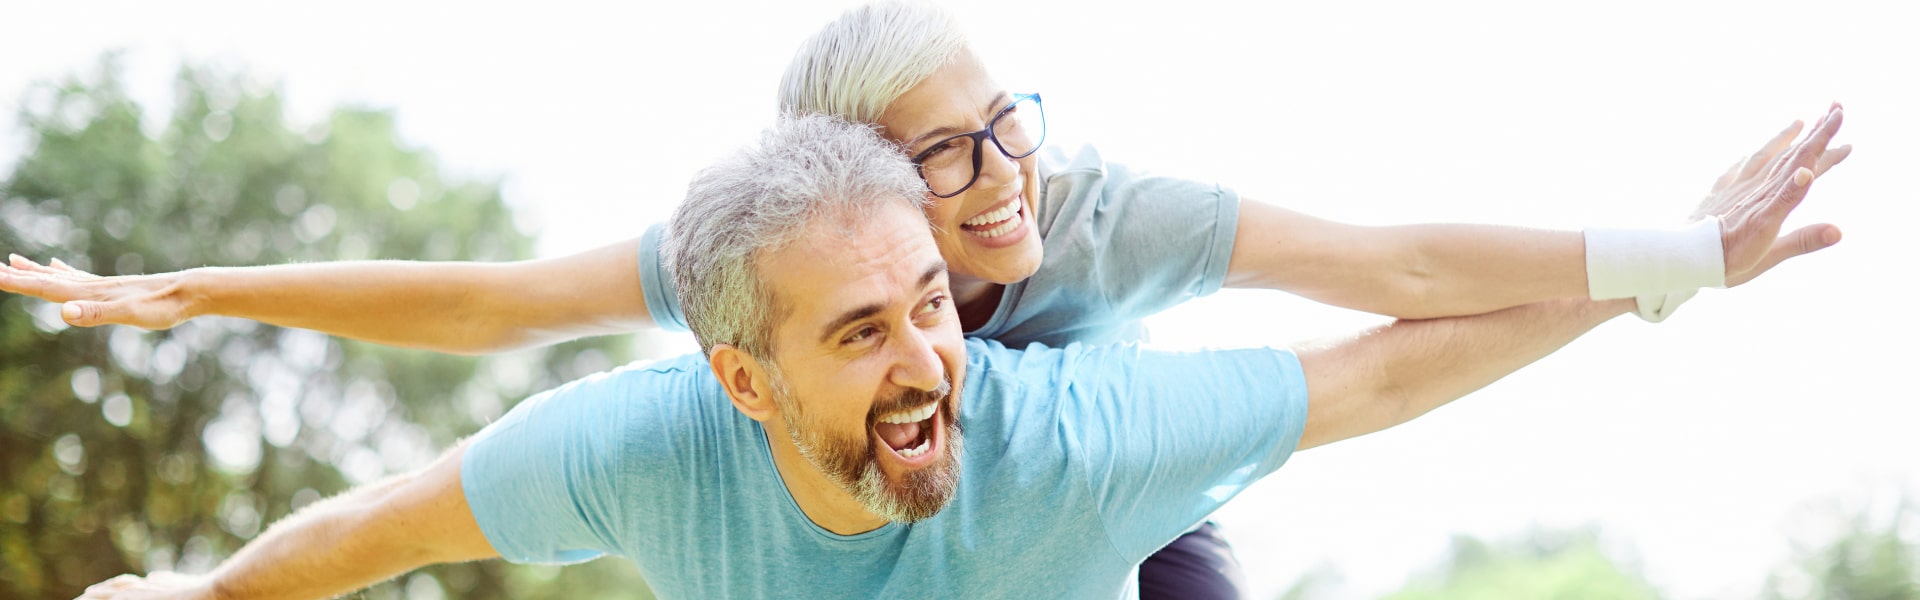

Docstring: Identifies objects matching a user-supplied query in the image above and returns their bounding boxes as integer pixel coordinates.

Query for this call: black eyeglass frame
[910,93,1046,199]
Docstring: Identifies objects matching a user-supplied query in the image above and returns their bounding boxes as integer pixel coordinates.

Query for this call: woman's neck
[949,274,1003,332]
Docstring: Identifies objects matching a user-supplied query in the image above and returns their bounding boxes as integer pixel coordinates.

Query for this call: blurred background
[1,1,1914,599]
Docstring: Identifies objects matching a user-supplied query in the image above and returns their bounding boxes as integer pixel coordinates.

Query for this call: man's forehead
[763,204,943,326]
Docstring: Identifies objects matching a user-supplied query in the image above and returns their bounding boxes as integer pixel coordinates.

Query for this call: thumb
[1776,222,1843,261]
[61,300,120,327]
[1727,223,1841,287]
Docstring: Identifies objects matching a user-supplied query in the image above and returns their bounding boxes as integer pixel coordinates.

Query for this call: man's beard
[773,375,963,523]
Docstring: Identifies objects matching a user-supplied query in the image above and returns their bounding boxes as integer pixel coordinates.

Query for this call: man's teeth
[879,402,938,425]
[896,438,933,458]
[963,200,1020,227]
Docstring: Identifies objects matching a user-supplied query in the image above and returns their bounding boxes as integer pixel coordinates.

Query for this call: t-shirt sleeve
[1047,147,1240,317]
[1063,343,1308,562]
[461,368,662,564]
[638,222,690,332]
[1002,147,1241,346]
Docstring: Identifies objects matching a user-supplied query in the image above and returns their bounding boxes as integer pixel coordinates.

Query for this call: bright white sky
[3,1,1915,598]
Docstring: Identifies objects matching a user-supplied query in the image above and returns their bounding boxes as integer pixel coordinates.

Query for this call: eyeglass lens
[917,94,1045,197]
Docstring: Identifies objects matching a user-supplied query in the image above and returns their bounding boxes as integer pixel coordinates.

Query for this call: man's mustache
[868,378,953,422]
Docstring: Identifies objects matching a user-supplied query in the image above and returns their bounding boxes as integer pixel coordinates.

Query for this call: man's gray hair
[778,0,970,124]
[663,113,930,359]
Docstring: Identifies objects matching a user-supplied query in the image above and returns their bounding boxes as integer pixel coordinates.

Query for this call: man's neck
[949,274,1003,332]
[761,424,890,536]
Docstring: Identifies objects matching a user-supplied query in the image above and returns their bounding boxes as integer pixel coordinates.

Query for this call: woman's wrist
[170,267,218,322]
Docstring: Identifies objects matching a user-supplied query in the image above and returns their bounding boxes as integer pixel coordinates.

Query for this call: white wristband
[1584,217,1726,300]
[1634,289,1699,323]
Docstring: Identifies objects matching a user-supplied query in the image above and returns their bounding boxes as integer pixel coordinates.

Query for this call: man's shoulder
[504,352,722,430]
[963,337,1134,392]
[604,351,714,384]
[967,338,1298,388]
[963,336,1066,374]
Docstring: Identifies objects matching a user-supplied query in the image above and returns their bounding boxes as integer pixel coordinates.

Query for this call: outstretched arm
[79,444,495,600]
[1293,105,1846,450]
[1294,296,1628,450]
[1226,110,1849,319]
[4,237,650,355]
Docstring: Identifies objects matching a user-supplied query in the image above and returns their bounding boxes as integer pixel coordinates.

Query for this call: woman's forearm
[1226,201,1589,319]
[186,238,650,354]
[1393,223,1590,317]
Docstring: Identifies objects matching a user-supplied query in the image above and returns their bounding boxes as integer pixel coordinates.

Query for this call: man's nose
[889,325,946,392]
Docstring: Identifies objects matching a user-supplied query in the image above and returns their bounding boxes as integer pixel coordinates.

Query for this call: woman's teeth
[963,199,1023,238]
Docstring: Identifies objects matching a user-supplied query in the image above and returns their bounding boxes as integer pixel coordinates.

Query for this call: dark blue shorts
[1138,521,1247,600]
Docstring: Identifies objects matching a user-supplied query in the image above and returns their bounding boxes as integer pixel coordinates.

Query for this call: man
[81,109,1841,599]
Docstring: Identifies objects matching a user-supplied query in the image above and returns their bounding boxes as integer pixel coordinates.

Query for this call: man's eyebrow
[818,303,884,345]
[918,259,947,291]
[816,259,949,345]
[902,92,1013,150]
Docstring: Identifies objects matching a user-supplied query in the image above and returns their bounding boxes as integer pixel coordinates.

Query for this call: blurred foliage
[0,55,644,599]
[1375,528,1662,600]
[1764,496,1920,600]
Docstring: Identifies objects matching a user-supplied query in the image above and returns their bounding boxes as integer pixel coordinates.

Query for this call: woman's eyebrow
[902,91,1013,149]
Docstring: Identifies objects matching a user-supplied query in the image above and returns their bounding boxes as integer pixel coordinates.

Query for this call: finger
[1727,224,1841,287]
[63,302,94,326]
[1814,144,1852,177]
[9,253,56,274]
[0,270,48,297]
[1741,120,1804,180]
[1713,157,1745,191]
[0,270,86,302]
[46,256,105,280]
[1757,166,1818,224]
[63,300,144,328]
[1727,165,1815,268]
[1777,165,1817,214]
[1778,105,1845,178]
[83,574,142,593]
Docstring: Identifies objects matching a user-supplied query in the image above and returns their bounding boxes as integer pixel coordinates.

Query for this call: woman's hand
[1,254,194,329]
[1698,104,1850,288]
[76,572,216,600]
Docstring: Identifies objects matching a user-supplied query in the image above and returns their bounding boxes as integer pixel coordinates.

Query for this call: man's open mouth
[873,401,940,459]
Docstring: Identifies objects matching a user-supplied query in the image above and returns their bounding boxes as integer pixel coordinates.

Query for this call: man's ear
[709,344,779,423]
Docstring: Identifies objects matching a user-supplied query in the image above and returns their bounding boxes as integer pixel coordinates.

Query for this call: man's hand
[76,572,214,600]
[0,254,192,329]
[1699,104,1850,288]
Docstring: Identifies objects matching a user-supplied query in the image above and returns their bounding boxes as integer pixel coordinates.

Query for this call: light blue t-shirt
[639,145,1241,347]
[463,338,1307,599]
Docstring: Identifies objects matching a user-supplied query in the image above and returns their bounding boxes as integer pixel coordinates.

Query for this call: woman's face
[877,51,1044,287]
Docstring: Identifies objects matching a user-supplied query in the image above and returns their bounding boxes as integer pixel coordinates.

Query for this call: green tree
[1764,497,1920,600]
[0,56,644,599]
[1377,528,1663,600]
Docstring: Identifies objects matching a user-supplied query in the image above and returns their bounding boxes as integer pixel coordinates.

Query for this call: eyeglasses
[910,93,1046,198]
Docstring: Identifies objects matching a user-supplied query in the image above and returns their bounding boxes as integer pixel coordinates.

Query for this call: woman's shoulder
[1038,143,1109,181]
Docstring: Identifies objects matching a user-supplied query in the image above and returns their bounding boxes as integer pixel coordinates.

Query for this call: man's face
[878,49,1045,287]
[757,201,969,522]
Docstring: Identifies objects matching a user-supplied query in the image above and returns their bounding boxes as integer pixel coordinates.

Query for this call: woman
[1,2,1846,597]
